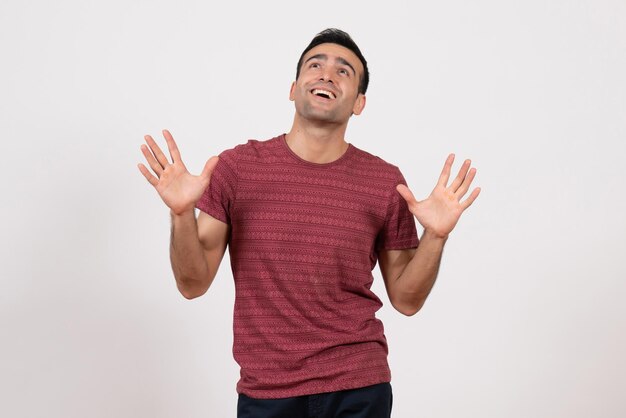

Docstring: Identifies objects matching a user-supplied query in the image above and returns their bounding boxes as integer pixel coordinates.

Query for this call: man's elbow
[176,276,210,300]
[179,287,205,300]
[392,299,425,317]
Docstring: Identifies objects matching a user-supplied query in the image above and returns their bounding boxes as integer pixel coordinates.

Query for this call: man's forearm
[393,230,447,315]
[169,209,210,298]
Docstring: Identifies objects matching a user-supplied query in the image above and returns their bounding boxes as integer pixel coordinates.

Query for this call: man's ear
[289,81,296,101]
[352,94,366,115]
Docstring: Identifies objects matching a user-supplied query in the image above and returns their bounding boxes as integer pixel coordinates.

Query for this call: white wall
[1,1,624,417]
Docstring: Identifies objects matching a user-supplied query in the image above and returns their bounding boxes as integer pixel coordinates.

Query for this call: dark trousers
[237,382,393,418]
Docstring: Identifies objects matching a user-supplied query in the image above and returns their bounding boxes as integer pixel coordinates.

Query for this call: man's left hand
[396,154,481,239]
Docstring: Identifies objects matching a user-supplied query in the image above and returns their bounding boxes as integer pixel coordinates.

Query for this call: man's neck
[285,118,349,164]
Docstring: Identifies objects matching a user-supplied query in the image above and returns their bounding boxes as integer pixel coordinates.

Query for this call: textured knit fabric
[196,134,418,399]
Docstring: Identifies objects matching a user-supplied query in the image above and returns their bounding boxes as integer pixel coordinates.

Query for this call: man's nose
[319,68,334,83]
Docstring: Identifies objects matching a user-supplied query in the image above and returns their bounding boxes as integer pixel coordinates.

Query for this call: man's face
[290,43,366,125]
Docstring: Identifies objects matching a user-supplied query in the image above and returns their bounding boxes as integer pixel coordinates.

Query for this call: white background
[1,1,625,417]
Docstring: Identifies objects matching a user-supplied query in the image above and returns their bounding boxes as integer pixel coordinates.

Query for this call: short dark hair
[296,28,369,95]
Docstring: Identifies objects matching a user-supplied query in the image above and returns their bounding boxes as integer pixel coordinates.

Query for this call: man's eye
[310,63,320,68]
[339,69,349,76]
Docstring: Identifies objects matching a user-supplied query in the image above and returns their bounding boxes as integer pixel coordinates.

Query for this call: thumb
[396,184,417,206]
[200,156,220,185]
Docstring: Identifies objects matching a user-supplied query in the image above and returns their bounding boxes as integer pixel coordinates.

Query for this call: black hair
[296,28,369,95]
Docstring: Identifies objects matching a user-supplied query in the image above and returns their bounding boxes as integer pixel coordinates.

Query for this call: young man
[138,28,480,418]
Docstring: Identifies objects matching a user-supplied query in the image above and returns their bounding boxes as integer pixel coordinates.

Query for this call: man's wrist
[170,207,196,219]
[421,228,449,242]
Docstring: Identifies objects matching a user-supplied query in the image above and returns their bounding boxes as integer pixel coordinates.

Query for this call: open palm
[397,154,481,239]
[138,130,218,215]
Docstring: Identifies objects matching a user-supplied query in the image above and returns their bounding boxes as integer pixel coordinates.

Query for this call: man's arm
[170,210,230,299]
[380,154,481,316]
[138,129,227,299]
[378,232,445,316]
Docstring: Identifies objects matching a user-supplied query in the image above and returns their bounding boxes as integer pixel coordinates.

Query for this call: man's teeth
[312,89,336,99]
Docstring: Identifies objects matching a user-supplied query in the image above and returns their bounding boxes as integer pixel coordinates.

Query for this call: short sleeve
[375,169,419,251]
[195,148,238,224]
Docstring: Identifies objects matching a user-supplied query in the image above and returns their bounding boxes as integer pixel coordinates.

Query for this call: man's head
[289,29,368,125]
[296,28,369,95]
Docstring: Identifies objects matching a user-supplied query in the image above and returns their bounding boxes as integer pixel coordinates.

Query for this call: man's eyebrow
[304,53,328,64]
[304,54,357,76]
[336,57,356,76]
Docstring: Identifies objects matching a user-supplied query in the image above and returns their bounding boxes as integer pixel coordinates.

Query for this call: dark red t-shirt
[196,134,418,399]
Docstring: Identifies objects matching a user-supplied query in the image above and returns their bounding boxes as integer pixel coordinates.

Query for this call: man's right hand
[138,129,219,215]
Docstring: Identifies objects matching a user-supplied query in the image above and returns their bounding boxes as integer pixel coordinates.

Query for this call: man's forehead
[303,43,363,72]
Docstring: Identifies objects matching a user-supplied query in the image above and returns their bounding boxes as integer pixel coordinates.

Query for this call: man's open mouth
[311,89,336,99]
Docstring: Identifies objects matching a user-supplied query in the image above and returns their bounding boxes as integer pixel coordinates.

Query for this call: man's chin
[299,107,346,125]
[307,115,344,126]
